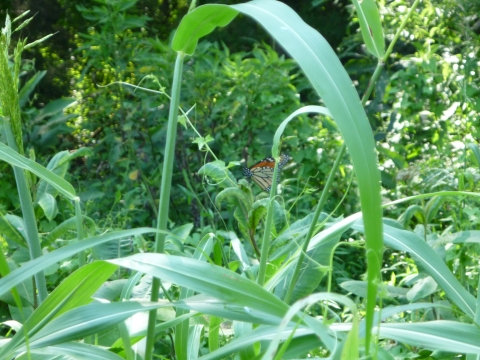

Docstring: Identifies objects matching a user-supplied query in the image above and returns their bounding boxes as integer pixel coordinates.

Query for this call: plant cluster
[0,0,480,359]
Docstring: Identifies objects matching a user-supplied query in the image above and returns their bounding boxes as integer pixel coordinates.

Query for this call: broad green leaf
[340,280,409,299]
[198,325,318,360]
[23,302,165,351]
[0,143,77,201]
[167,223,193,245]
[425,196,446,223]
[377,321,480,354]
[351,0,385,58]
[234,322,255,360]
[227,1,383,342]
[37,192,57,221]
[359,303,453,338]
[111,312,198,349]
[172,5,238,55]
[175,233,214,360]
[42,216,96,247]
[406,276,438,302]
[262,292,355,360]
[35,98,76,120]
[198,160,237,189]
[18,70,46,108]
[110,253,290,319]
[91,237,133,260]
[266,213,360,293]
[400,204,425,227]
[37,149,89,200]
[0,213,26,247]
[282,334,330,359]
[231,238,251,272]
[16,341,124,359]
[447,230,480,243]
[270,212,329,260]
[275,229,339,303]
[0,262,118,357]
[467,143,480,169]
[353,221,476,318]
[341,313,359,360]
[0,228,161,298]
[249,198,268,229]
[110,254,336,351]
[174,294,282,325]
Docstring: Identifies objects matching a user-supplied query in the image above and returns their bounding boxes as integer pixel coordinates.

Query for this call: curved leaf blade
[377,321,480,354]
[230,0,383,346]
[0,142,77,200]
[353,221,476,318]
[352,0,385,58]
[0,228,161,297]
[172,5,238,55]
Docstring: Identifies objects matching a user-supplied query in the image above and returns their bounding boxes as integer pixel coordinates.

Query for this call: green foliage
[2,0,480,359]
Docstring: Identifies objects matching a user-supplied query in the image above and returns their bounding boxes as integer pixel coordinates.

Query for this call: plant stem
[144,52,185,360]
[257,161,281,286]
[75,199,86,267]
[383,0,421,61]
[284,143,346,304]
[3,118,48,303]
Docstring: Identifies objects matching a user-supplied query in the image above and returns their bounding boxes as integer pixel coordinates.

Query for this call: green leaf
[35,98,76,120]
[175,294,282,325]
[448,230,480,243]
[36,150,73,200]
[0,262,118,357]
[175,233,215,360]
[377,321,480,354]
[466,143,480,169]
[192,134,214,150]
[354,221,476,318]
[198,160,237,189]
[24,302,165,351]
[0,213,27,247]
[406,276,438,302]
[18,70,46,108]
[110,254,337,351]
[37,192,58,221]
[249,198,268,229]
[172,5,238,55]
[198,325,318,360]
[42,216,95,247]
[0,143,77,201]
[15,341,125,360]
[0,228,161,298]
[276,229,340,303]
[91,237,133,261]
[341,280,408,299]
[351,0,385,58]
[110,253,289,318]
[230,0,383,344]
[341,312,359,360]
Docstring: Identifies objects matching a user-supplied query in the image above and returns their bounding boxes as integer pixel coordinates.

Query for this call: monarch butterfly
[243,154,291,191]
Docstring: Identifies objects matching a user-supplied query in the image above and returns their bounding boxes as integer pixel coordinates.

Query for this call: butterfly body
[243,154,290,191]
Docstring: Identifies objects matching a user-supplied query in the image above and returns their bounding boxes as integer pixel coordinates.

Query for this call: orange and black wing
[243,154,290,191]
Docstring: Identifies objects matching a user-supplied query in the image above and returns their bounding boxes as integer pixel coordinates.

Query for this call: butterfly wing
[249,166,276,191]
[243,155,290,191]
